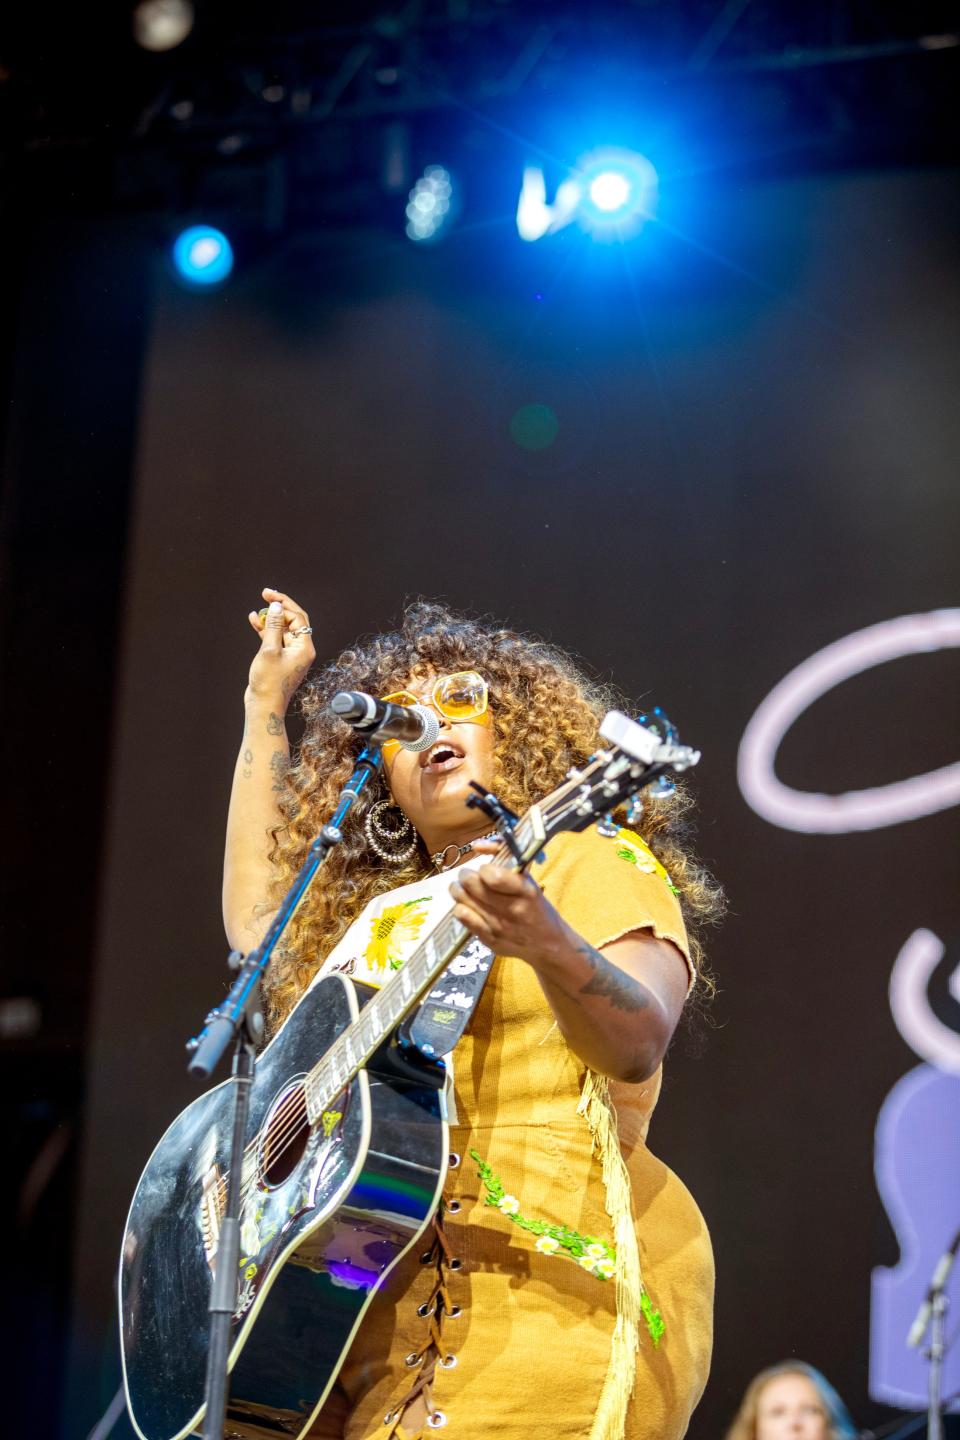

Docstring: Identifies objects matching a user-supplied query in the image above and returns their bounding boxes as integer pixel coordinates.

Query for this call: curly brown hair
[263,600,724,1031]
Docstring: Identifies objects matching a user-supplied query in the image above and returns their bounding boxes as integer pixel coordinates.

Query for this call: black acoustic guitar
[119,711,697,1440]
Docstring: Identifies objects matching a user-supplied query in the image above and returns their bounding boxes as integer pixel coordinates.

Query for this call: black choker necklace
[431,832,499,872]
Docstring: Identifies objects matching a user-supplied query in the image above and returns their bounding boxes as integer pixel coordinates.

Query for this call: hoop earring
[364,799,418,865]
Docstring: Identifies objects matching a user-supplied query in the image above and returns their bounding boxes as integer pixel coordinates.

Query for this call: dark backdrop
[31,166,960,1436]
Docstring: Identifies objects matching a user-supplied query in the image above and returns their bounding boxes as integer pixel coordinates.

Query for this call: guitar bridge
[200,1165,226,1267]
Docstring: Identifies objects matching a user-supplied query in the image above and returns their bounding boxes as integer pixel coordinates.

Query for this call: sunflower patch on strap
[364,898,430,971]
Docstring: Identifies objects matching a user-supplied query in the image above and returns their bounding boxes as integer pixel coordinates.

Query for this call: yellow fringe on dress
[577,1068,644,1440]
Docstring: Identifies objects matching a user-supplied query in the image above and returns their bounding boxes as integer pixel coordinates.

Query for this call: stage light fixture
[516,168,580,242]
[516,149,658,243]
[588,171,632,214]
[171,226,234,286]
[405,166,453,243]
[575,147,659,239]
[133,0,194,52]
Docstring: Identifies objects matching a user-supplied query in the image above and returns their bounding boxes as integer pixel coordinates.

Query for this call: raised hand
[225,587,315,952]
[245,586,316,712]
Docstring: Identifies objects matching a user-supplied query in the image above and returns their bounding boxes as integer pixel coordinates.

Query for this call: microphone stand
[857,1389,960,1440]
[184,744,383,1440]
[904,1230,960,1440]
[927,1288,948,1440]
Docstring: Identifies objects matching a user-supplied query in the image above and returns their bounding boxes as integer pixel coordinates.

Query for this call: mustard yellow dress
[307,826,714,1440]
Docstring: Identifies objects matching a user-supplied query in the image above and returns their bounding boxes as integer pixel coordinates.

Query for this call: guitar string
[219,835,517,1207]
[228,911,474,1209]
[221,769,606,1211]
[224,886,504,1209]
[216,941,454,1212]
[219,764,614,1211]
[209,760,627,1214]
[224,759,612,1205]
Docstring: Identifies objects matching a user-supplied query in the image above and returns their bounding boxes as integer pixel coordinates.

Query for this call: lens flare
[588,172,632,213]
[171,226,234,286]
[576,147,659,239]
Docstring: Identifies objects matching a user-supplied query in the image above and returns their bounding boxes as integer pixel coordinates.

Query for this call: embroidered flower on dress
[614,828,680,895]
[616,843,657,873]
[465,1147,670,1342]
[471,1151,616,1278]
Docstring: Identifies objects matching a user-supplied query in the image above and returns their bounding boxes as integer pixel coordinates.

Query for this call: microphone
[906,1226,960,1348]
[329,691,440,753]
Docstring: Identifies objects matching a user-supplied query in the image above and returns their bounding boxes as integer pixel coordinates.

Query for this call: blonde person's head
[724,1362,857,1440]
[262,600,724,1031]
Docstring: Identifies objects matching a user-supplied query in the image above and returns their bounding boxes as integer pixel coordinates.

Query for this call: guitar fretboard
[296,723,686,1126]
[303,822,534,1122]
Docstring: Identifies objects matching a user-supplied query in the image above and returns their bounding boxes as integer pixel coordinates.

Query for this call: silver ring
[293,625,313,636]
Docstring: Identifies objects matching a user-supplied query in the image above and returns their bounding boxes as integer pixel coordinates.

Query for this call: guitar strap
[404,935,496,1058]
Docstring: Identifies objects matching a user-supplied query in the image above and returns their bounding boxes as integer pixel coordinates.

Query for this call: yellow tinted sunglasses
[379,671,490,756]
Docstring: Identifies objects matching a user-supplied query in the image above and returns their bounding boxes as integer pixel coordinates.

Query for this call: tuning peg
[636,705,677,744]
[595,814,618,838]
[626,796,644,826]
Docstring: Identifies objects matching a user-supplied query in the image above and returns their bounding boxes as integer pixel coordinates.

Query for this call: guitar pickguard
[229,1083,353,1318]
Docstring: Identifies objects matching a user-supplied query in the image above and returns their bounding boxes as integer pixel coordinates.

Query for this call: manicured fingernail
[269,601,283,614]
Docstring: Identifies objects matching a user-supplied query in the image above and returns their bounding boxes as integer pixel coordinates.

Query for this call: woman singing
[223,589,724,1440]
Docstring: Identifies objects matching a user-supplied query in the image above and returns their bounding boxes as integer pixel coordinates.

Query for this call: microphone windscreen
[402,706,441,753]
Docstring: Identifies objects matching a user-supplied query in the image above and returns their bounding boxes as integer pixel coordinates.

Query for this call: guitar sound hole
[261,1083,309,1187]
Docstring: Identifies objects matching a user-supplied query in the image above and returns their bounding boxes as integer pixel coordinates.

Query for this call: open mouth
[421,740,465,773]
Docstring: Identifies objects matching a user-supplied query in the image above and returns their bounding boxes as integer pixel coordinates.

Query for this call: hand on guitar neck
[449,839,688,1084]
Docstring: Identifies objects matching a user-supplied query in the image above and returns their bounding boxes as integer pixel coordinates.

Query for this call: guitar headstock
[508,710,700,865]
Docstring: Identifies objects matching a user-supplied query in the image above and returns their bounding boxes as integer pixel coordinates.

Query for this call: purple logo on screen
[870,931,960,1408]
[737,615,960,1410]
[871,1064,960,1406]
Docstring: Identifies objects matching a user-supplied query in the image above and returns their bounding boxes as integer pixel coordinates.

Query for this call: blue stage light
[171,225,234,286]
[588,171,632,214]
[405,166,453,243]
[576,147,659,239]
[516,148,659,243]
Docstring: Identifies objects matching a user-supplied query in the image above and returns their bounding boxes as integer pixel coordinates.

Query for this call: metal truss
[0,0,957,220]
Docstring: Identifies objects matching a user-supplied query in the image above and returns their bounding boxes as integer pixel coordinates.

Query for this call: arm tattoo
[577,944,649,1013]
[266,712,284,737]
[241,747,253,781]
[270,749,289,793]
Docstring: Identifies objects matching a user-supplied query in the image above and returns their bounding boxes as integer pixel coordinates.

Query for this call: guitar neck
[298,715,695,1126]
[303,828,533,1123]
